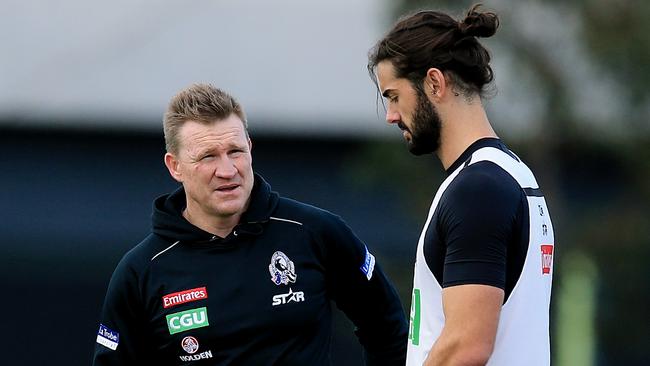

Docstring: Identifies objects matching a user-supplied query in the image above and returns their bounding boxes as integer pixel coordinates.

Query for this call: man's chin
[407,141,433,156]
[211,202,246,218]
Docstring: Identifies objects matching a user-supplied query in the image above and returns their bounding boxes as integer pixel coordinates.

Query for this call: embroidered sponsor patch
[360,245,376,280]
[181,336,200,354]
[166,307,209,335]
[409,289,421,346]
[180,350,213,362]
[272,288,305,306]
[162,287,208,309]
[269,251,297,285]
[541,244,554,275]
[96,324,119,351]
[178,336,214,361]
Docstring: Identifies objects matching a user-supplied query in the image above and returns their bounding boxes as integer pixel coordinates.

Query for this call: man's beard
[406,87,442,156]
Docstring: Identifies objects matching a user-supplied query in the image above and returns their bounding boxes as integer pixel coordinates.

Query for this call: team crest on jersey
[269,251,297,285]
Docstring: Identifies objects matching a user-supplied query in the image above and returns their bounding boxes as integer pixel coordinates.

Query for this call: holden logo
[181,336,199,354]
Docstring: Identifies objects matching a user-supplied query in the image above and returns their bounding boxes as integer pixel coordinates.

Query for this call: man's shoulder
[272,196,344,230]
[115,234,177,273]
[440,161,524,216]
[448,160,522,197]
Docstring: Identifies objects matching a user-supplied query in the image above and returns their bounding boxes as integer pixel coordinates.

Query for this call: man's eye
[201,155,214,160]
[385,95,398,103]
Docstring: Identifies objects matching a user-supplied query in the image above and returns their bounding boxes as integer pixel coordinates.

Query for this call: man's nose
[215,158,237,178]
[385,108,400,125]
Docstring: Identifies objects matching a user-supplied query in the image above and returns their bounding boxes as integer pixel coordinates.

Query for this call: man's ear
[164,152,183,182]
[425,67,448,99]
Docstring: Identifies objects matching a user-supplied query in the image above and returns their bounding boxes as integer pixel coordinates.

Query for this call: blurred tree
[580,0,650,109]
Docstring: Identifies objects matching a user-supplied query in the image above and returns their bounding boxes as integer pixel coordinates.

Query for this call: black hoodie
[93,174,407,366]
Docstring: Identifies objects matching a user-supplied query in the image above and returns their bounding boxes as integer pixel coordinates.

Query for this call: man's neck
[183,206,241,238]
[436,101,497,170]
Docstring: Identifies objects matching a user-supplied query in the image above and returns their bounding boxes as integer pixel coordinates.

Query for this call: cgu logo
[166,307,209,334]
[272,288,305,306]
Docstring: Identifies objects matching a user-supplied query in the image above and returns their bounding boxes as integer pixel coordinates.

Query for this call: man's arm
[93,255,147,366]
[318,214,408,365]
[423,162,525,365]
[424,284,503,366]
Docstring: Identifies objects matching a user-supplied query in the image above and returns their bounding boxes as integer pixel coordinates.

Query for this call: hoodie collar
[152,173,279,243]
[240,174,278,224]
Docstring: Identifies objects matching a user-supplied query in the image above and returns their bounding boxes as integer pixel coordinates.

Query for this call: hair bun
[458,4,499,38]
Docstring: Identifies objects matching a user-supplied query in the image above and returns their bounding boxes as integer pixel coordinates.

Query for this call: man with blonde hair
[93,84,407,365]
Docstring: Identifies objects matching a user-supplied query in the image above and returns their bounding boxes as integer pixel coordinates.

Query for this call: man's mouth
[397,122,409,132]
[216,184,239,192]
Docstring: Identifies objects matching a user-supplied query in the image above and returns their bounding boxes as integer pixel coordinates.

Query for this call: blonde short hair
[163,83,247,154]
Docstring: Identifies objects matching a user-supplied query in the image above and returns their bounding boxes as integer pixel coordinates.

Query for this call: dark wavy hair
[368,4,499,98]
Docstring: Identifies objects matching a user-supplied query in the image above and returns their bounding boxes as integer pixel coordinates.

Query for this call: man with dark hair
[368,5,555,366]
[93,83,408,365]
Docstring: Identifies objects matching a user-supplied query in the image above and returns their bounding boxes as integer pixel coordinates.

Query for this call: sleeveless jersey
[407,144,555,365]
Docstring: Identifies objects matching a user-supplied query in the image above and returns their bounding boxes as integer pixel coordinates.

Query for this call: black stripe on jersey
[523,188,544,197]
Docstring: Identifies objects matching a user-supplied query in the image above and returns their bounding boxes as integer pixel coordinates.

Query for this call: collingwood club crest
[269,251,297,285]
